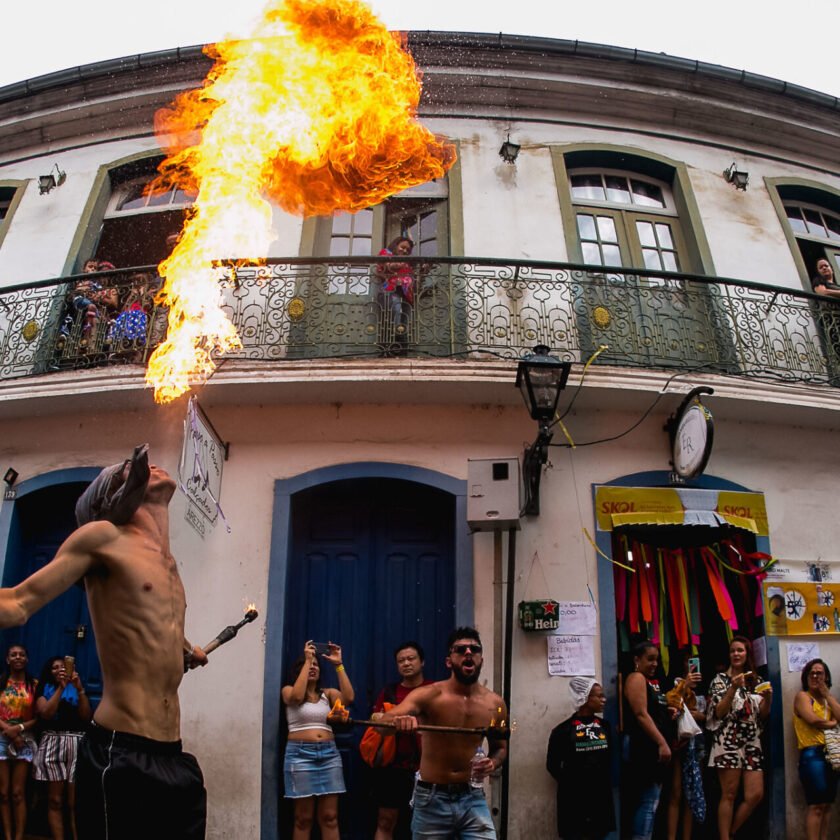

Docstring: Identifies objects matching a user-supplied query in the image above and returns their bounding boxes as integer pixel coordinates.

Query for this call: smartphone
[312,642,332,655]
[688,656,701,674]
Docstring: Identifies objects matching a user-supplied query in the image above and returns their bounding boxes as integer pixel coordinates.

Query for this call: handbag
[677,704,703,740]
[360,690,398,769]
[822,702,840,771]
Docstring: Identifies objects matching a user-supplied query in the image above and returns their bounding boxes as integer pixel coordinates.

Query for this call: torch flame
[328,697,350,723]
[146,0,456,402]
[246,603,257,613]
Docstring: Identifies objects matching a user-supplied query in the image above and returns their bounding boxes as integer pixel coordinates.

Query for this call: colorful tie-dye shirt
[0,679,36,724]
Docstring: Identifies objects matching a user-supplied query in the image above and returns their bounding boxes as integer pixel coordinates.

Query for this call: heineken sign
[518,599,560,632]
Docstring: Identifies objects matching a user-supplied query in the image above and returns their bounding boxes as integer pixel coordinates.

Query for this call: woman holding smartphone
[282,640,354,840]
[707,636,772,839]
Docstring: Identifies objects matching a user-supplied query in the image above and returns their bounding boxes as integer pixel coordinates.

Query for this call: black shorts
[371,766,416,809]
[75,722,206,840]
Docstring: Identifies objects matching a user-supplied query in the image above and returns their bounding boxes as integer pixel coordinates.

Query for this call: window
[0,183,24,250]
[93,158,195,268]
[314,178,450,295]
[568,167,686,273]
[779,189,840,287]
[0,187,15,222]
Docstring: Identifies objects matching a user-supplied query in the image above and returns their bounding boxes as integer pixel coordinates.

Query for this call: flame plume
[146,0,456,403]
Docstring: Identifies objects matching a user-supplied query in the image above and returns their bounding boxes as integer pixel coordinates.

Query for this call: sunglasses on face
[451,644,482,655]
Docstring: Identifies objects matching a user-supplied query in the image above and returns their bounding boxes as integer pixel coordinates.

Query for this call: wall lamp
[515,345,572,516]
[3,468,18,487]
[723,162,749,191]
[38,164,66,195]
[499,134,521,165]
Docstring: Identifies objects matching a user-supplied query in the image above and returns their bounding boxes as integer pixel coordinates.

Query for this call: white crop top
[286,693,333,733]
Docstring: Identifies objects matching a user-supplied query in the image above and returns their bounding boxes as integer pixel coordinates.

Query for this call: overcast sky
[4,0,839,97]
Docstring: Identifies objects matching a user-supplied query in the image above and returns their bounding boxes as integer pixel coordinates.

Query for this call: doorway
[613,526,771,839]
[280,476,456,839]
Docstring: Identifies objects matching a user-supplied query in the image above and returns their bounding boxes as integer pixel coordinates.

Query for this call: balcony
[1,257,838,387]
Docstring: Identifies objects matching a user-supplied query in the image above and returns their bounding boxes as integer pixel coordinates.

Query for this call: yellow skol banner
[763,582,840,636]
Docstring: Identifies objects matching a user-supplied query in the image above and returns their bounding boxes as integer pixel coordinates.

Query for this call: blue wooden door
[1,483,103,701]
[284,477,455,838]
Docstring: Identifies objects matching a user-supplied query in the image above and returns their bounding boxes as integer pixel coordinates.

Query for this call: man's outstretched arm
[0,522,108,628]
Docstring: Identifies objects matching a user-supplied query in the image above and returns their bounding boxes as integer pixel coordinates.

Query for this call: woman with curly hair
[0,644,38,840]
[33,656,92,840]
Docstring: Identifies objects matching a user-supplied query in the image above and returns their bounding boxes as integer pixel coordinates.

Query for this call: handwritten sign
[555,601,597,636]
[547,635,595,676]
[787,642,820,673]
[178,397,225,526]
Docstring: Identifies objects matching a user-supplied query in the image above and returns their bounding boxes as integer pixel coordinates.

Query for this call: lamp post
[515,345,571,515]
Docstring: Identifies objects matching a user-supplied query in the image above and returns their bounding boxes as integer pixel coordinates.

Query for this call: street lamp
[515,345,571,515]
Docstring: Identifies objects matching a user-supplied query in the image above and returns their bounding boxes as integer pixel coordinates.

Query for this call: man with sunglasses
[381,627,507,839]
[0,444,208,839]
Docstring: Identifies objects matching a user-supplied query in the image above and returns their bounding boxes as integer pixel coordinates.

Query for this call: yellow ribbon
[583,528,635,572]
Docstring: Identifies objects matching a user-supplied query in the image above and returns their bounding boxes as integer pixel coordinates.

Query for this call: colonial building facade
[0,31,838,839]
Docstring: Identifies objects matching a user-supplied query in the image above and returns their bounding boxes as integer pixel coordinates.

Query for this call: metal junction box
[467,458,521,532]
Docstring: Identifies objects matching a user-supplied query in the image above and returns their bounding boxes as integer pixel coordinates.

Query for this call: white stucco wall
[1,392,839,838]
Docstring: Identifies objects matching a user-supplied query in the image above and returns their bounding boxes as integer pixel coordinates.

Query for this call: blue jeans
[411,781,496,839]
[631,780,662,840]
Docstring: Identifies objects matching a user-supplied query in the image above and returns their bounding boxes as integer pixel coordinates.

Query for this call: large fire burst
[146,0,456,403]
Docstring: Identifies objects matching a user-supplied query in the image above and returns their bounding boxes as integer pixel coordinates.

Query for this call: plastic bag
[677,706,703,739]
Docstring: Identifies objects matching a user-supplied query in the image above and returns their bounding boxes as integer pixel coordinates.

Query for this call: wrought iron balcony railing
[1,257,839,387]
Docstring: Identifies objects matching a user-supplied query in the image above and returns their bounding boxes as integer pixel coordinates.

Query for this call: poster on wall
[547,635,595,676]
[763,581,840,635]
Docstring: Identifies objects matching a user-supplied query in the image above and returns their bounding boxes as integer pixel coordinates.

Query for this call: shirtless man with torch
[0,444,209,839]
[377,627,508,840]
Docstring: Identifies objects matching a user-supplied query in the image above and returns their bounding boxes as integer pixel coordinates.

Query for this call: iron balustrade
[0,257,838,386]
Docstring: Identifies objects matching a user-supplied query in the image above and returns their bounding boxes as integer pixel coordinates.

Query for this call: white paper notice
[547,635,595,676]
[555,601,597,636]
[787,642,820,673]
[752,636,767,668]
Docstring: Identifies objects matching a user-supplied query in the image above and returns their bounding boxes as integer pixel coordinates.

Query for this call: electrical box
[467,458,521,532]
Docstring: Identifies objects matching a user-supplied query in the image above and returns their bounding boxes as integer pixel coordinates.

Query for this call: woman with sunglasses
[794,659,840,840]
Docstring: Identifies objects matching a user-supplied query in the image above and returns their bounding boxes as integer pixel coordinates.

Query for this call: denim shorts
[410,780,496,839]
[283,740,345,799]
[799,745,838,805]
[0,733,37,762]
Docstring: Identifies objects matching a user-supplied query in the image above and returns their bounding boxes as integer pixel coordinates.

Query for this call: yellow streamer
[583,528,635,572]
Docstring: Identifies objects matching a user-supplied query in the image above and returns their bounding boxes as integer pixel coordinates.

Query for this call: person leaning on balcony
[282,640,354,840]
[793,658,840,840]
[375,235,414,356]
[812,258,840,299]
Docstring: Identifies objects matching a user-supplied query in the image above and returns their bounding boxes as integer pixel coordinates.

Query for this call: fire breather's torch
[185,605,259,671]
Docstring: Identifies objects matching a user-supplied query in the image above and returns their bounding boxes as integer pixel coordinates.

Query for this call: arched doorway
[261,463,470,840]
[593,472,783,840]
[0,469,102,700]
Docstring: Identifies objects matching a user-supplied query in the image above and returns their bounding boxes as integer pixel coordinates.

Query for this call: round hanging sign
[672,398,714,478]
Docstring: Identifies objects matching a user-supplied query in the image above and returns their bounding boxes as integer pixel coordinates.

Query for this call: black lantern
[498,136,521,164]
[38,164,66,195]
[3,468,18,486]
[723,162,749,191]
[515,346,571,515]
[515,345,571,423]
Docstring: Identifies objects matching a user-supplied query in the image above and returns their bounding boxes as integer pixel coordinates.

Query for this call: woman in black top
[33,656,92,840]
[623,640,675,840]
[547,677,615,839]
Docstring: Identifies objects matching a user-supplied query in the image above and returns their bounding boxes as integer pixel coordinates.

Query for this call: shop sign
[764,581,840,635]
[519,599,559,631]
